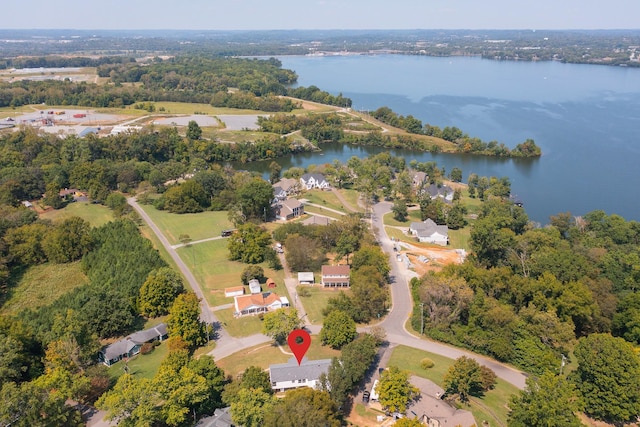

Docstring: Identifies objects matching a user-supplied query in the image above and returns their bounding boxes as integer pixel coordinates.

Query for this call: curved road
[372,202,526,390]
[129,196,526,390]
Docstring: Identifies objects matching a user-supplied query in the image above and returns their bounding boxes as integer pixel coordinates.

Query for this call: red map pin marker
[287,329,311,366]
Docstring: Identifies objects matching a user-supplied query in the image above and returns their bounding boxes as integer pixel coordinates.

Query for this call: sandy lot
[216,114,265,131]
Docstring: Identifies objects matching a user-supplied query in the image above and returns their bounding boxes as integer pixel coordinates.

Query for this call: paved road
[127,197,230,342]
[371,202,527,390]
[129,195,526,390]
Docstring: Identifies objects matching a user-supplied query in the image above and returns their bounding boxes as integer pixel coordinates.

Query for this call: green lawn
[215,308,264,337]
[40,202,114,227]
[302,205,343,219]
[448,227,471,250]
[337,189,363,212]
[382,209,422,227]
[176,239,289,307]
[107,342,169,381]
[139,204,232,245]
[302,190,347,214]
[1,262,88,315]
[216,337,341,379]
[384,226,415,245]
[298,286,342,325]
[387,345,519,427]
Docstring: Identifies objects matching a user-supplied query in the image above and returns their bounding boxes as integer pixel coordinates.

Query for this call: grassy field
[107,342,169,381]
[298,286,342,324]
[301,206,344,220]
[0,262,88,315]
[302,190,348,214]
[215,130,271,143]
[387,345,519,427]
[215,308,264,337]
[139,204,232,245]
[176,239,289,308]
[40,202,114,227]
[382,209,422,227]
[216,337,341,379]
[338,189,363,212]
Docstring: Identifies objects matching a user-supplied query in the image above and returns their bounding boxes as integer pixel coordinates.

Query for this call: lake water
[249,55,640,224]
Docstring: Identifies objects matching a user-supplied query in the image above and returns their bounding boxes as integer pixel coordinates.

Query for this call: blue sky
[1,0,638,30]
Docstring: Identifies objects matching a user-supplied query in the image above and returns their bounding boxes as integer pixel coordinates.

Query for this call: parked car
[362,391,370,403]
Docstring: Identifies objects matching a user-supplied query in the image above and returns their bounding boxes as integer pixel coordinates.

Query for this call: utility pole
[560,354,567,375]
[420,303,424,336]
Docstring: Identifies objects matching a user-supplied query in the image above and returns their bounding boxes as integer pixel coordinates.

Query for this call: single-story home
[406,376,476,427]
[300,173,330,190]
[248,279,261,294]
[224,286,245,298]
[409,219,449,246]
[274,198,304,221]
[234,292,290,317]
[269,357,332,392]
[321,265,350,288]
[298,272,314,285]
[99,323,168,366]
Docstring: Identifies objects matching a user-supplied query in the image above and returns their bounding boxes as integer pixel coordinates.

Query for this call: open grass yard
[301,206,343,220]
[107,341,169,381]
[384,226,415,245]
[337,188,363,212]
[139,204,232,245]
[215,308,264,337]
[216,337,341,379]
[382,209,422,227]
[215,130,270,143]
[176,239,289,308]
[298,286,341,324]
[387,345,519,427]
[448,227,471,250]
[0,261,88,315]
[302,189,347,214]
[40,201,114,227]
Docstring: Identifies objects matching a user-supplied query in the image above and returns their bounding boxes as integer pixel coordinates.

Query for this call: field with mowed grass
[387,345,519,427]
[176,239,289,308]
[138,204,232,245]
[0,261,88,315]
[40,201,114,227]
[302,189,347,214]
[297,286,342,324]
[216,337,341,379]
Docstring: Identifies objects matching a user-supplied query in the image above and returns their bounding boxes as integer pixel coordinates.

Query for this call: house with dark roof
[274,198,304,221]
[269,357,332,392]
[99,323,168,366]
[300,173,330,190]
[321,265,350,287]
[423,183,454,202]
[409,219,449,246]
[233,292,289,317]
[411,171,428,188]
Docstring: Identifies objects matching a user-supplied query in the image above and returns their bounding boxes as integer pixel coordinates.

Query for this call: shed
[298,272,314,285]
[266,278,277,288]
[248,279,261,294]
[224,286,245,298]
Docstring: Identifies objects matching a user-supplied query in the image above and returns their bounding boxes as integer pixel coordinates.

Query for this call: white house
[300,173,330,190]
[410,219,449,246]
[234,292,290,317]
[321,264,350,287]
[269,357,332,392]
